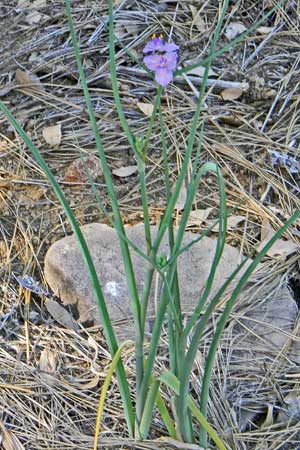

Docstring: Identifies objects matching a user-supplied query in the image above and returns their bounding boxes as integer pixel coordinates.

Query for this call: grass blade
[94,340,134,449]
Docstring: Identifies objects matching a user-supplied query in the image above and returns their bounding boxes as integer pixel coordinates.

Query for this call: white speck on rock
[104,281,121,297]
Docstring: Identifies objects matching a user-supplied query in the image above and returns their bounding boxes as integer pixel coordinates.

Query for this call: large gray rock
[44,222,299,430]
[44,223,248,333]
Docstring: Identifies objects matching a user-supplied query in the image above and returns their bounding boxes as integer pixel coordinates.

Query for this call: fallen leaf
[39,348,56,386]
[190,5,206,32]
[15,274,49,296]
[112,165,138,177]
[221,87,244,101]
[6,112,28,131]
[208,215,245,232]
[45,298,78,330]
[260,219,273,242]
[227,215,245,229]
[219,114,243,127]
[124,23,139,36]
[0,141,8,151]
[0,83,14,97]
[262,88,276,99]
[276,390,300,423]
[42,124,62,146]
[187,208,212,226]
[87,335,101,361]
[212,143,239,158]
[20,185,45,202]
[32,0,47,7]
[257,219,298,257]
[0,240,7,265]
[28,51,40,62]
[257,26,275,34]
[225,22,247,41]
[262,404,274,428]
[266,239,298,258]
[186,66,217,77]
[65,155,103,183]
[25,10,42,24]
[71,375,100,390]
[130,48,139,59]
[16,0,30,8]
[39,348,56,374]
[15,69,44,92]
[157,436,205,450]
[137,102,154,117]
[114,23,126,40]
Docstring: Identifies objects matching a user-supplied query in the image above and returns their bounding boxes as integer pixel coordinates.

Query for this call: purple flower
[144,49,178,87]
[143,37,165,54]
[143,34,179,87]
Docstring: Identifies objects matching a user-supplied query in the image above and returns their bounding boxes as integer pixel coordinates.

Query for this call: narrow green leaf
[155,391,177,439]
[94,340,134,449]
[159,371,227,450]
[139,380,160,439]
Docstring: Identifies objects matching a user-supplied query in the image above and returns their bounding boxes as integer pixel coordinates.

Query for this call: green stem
[137,156,152,257]
[160,105,182,375]
[142,86,163,158]
[107,3,157,387]
[181,166,226,343]
[65,0,142,436]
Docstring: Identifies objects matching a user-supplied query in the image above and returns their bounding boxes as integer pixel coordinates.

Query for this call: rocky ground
[1,1,300,449]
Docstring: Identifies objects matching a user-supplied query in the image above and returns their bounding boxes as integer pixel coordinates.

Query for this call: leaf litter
[1,1,300,449]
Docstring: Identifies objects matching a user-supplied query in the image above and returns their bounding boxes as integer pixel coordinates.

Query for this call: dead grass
[1,0,300,449]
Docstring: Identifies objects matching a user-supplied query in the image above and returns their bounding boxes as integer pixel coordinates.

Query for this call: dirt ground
[1,1,300,449]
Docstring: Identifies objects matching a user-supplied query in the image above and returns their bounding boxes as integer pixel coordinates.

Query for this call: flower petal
[143,54,161,71]
[155,69,173,87]
[143,37,165,53]
[164,52,178,70]
[162,42,179,53]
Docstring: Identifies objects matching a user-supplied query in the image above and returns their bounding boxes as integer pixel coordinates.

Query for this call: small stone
[64,156,102,183]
